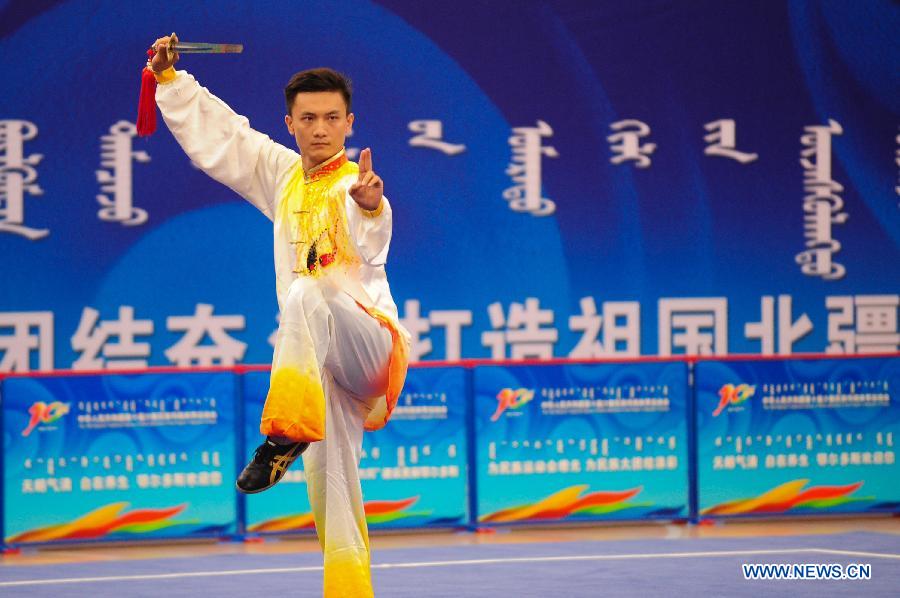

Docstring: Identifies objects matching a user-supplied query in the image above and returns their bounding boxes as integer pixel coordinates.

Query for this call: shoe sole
[235,480,275,495]
[235,442,305,495]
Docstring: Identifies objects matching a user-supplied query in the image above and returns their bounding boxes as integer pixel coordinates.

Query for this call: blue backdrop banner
[472,361,689,524]
[242,366,468,532]
[1,1,897,373]
[2,371,237,545]
[695,356,900,517]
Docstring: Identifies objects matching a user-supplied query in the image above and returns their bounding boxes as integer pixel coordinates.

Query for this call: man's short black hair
[284,68,353,115]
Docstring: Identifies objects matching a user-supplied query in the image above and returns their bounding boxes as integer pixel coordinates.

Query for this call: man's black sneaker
[236,438,309,494]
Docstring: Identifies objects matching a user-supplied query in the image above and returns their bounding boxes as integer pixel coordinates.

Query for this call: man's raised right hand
[150,32,180,73]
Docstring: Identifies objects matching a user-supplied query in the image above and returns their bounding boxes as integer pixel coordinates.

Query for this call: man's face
[285,91,354,168]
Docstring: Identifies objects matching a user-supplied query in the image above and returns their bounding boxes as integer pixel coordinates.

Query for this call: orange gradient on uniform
[260,366,326,442]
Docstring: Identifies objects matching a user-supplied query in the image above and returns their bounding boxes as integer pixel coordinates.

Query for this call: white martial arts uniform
[155,68,409,598]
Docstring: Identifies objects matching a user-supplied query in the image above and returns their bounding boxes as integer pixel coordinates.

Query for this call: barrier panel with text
[242,366,468,533]
[2,371,238,545]
[695,357,900,518]
[472,362,690,525]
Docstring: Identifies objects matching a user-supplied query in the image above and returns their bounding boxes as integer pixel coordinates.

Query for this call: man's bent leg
[322,286,392,402]
[238,278,332,494]
[262,277,333,442]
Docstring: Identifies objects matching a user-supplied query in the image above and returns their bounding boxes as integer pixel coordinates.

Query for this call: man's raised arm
[150,34,298,221]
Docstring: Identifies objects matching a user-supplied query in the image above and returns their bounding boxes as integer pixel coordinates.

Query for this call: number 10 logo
[712,384,755,417]
[22,401,70,437]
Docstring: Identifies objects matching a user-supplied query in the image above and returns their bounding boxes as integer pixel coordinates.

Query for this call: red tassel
[137,49,157,137]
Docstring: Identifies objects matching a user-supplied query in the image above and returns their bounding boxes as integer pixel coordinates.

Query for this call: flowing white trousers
[273,276,392,597]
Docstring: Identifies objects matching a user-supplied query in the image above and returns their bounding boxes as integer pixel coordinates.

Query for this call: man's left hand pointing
[349,148,383,211]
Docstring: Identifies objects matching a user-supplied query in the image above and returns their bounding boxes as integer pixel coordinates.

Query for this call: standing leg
[303,286,393,598]
[304,376,374,597]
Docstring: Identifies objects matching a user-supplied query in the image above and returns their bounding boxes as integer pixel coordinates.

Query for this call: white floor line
[2,547,898,587]
[0,565,324,587]
[813,548,900,560]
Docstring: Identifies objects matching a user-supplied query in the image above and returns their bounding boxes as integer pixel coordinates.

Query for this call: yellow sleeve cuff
[153,67,177,84]
[360,199,384,218]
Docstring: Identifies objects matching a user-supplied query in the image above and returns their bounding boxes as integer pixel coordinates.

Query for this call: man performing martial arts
[148,33,409,597]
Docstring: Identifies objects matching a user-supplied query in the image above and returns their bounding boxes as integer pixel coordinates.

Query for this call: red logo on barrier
[22,401,70,437]
[713,384,755,417]
[491,388,535,421]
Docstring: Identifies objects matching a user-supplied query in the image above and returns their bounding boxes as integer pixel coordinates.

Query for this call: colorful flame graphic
[702,479,866,515]
[248,497,429,533]
[7,502,189,543]
[479,485,645,523]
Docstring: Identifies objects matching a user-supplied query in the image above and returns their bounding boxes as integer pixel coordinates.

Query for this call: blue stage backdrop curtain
[1,0,897,372]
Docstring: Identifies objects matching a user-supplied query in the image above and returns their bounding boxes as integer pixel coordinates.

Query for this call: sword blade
[173,42,243,54]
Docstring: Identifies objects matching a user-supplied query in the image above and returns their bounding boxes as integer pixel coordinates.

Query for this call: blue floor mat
[2,532,898,597]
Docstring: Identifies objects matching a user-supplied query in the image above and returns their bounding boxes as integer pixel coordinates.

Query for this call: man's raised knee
[284,277,324,317]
